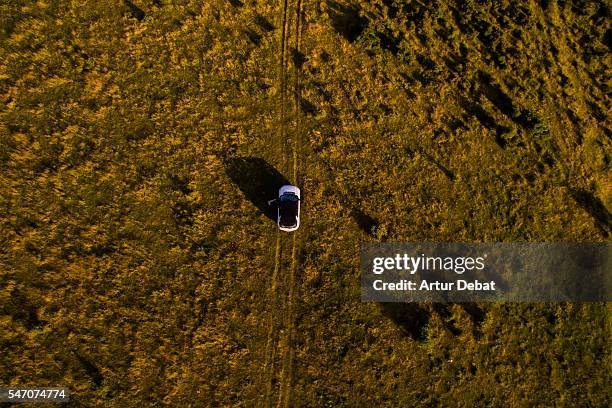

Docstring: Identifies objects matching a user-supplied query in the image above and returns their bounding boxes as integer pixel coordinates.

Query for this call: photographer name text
[372,279,496,291]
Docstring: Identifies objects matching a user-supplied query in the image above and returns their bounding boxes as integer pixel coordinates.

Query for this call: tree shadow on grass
[460,303,486,326]
[379,303,430,341]
[299,97,318,115]
[291,47,307,69]
[243,29,262,46]
[224,157,290,221]
[380,302,487,341]
[328,1,367,42]
[569,188,611,237]
[74,352,103,387]
[458,96,512,148]
[228,0,244,8]
[123,0,145,21]
[477,71,542,131]
[350,207,379,236]
[254,14,274,32]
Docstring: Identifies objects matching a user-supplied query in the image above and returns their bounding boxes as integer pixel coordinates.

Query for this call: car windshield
[279,194,298,227]
[279,193,298,202]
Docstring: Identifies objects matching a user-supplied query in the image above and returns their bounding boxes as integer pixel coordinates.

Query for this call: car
[276,185,300,232]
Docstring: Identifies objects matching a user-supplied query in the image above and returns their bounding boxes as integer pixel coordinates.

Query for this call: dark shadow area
[350,207,379,236]
[411,55,438,83]
[592,3,609,21]
[514,109,541,130]
[89,242,118,257]
[569,188,611,236]
[381,0,399,18]
[291,48,307,69]
[172,199,199,227]
[446,46,469,70]
[299,97,318,115]
[378,103,391,116]
[382,302,487,341]
[460,303,486,338]
[587,100,607,122]
[168,174,192,195]
[446,118,465,132]
[478,71,543,130]
[224,157,290,221]
[398,73,417,98]
[478,72,515,116]
[432,304,462,336]
[313,79,332,102]
[420,150,455,181]
[382,0,426,23]
[604,28,612,50]
[75,352,103,387]
[328,1,367,42]
[458,96,511,148]
[379,303,430,341]
[442,54,466,75]
[5,290,45,330]
[378,31,400,54]
[254,14,274,31]
[243,29,262,46]
[565,108,582,132]
[544,308,556,325]
[228,0,244,8]
[474,20,496,48]
[460,303,486,326]
[123,0,145,21]
[411,71,431,86]
[165,174,202,227]
[416,54,436,70]
[448,4,471,35]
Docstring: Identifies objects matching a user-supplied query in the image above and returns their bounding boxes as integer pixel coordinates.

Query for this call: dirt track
[262,0,304,406]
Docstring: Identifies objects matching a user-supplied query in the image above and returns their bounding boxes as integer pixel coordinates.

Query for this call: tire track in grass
[263,230,282,406]
[292,0,302,184]
[265,0,305,405]
[277,233,300,408]
[264,0,291,406]
[276,0,304,406]
[280,0,290,172]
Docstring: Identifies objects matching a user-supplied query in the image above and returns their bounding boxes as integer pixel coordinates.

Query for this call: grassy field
[1,0,610,406]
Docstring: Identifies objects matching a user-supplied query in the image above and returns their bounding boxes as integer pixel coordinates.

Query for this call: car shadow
[224,157,290,222]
